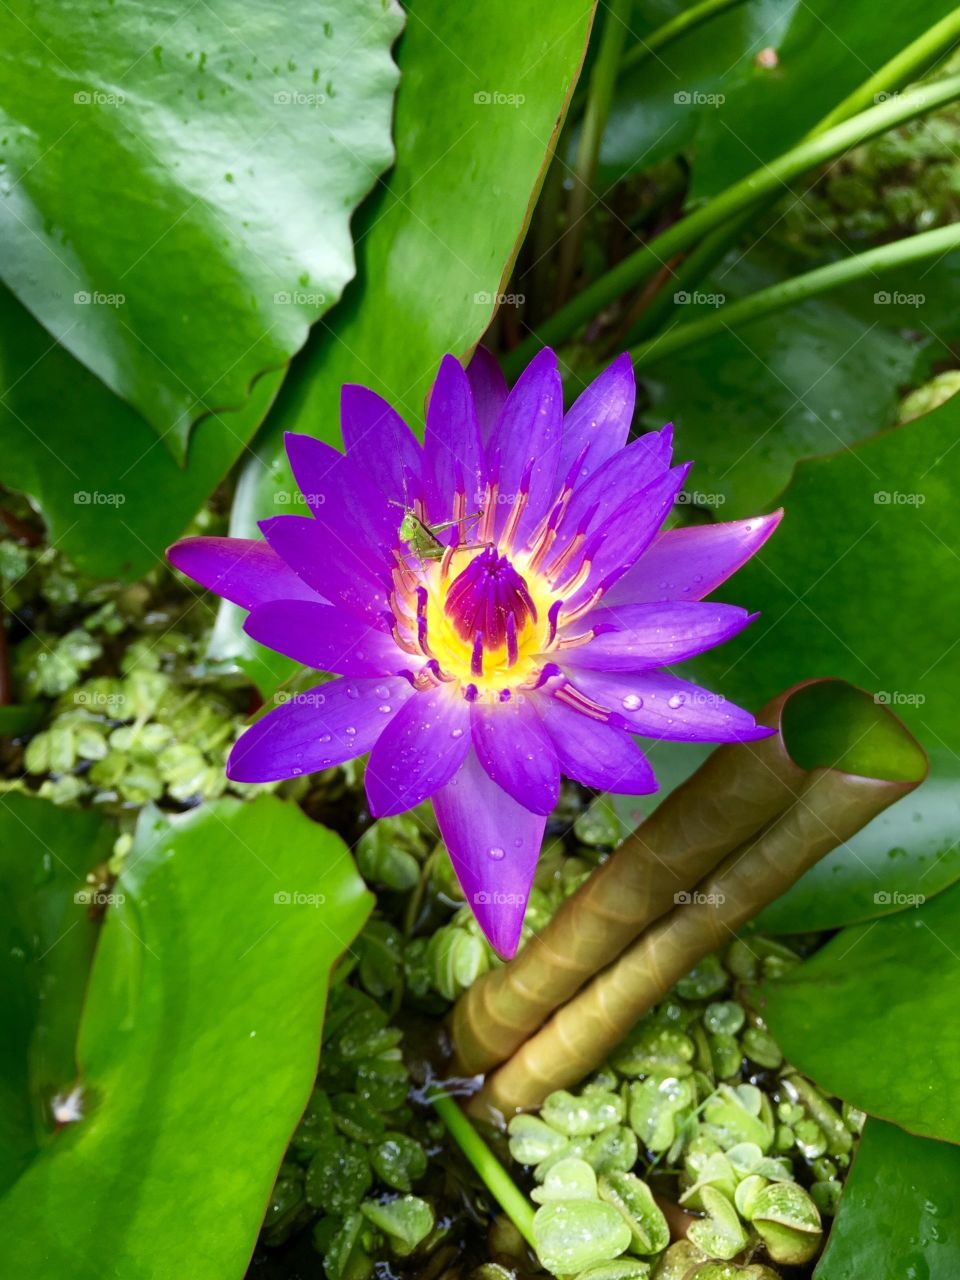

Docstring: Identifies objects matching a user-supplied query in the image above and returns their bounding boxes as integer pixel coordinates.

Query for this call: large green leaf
[208,0,596,680]
[815,1120,960,1280]
[690,0,959,199]
[637,257,926,516]
[0,0,403,455]
[0,795,371,1278]
[0,794,114,1191]
[598,0,798,185]
[762,881,960,1145]
[0,285,283,580]
[689,394,960,937]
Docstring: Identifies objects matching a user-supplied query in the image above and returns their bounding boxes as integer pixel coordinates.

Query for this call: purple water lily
[168,349,779,957]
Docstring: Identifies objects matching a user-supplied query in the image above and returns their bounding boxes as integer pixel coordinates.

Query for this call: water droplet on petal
[622,693,643,711]
[378,704,392,714]
[667,693,686,709]
[345,685,360,699]
[375,685,389,698]
[451,727,464,738]
[345,725,357,736]
[488,846,505,861]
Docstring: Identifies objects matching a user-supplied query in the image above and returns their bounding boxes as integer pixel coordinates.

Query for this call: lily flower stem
[626,223,960,370]
[430,1090,536,1246]
[555,0,633,305]
[625,7,960,344]
[506,71,960,372]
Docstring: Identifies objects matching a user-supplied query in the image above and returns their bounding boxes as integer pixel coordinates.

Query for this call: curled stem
[469,683,926,1117]
[430,1090,535,1246]
[626,223,960,368]
[506,72,960,371]
[452,691,810,1077]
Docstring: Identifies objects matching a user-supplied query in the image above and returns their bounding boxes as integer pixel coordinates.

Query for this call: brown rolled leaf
[469,682,926,1118]
[452,683,813,1076]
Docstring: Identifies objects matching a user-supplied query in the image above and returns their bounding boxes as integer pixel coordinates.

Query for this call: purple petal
[365,684,470,818]
[561,602,755,671]
[537,692,657,793]
[432,749,546,959]
[555,463,691,606]
[340,384,424,505]
[284,432,397,557]
[243,601,404,677]
[545,425,673,562]
[167,537,321,611]
[559,353,636,484]
[488,347,563,546]
[564,669,773,744]
[466,346,508,445]
[423,355,485,529]
[602,511,784,606]
[226,675,413,782]
[259,515,390,625]
[471,696,559,815]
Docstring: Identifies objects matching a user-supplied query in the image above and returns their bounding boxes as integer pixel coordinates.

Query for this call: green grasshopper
[392,502,481,564]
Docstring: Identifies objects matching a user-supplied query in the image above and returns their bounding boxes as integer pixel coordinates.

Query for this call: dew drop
[375,684,390,698]
[345,684,360,699]
[378,704,392,714]
[488,846,506,861]
[451,727,464,738]
[345,725,357,736]
[667,693,686,709]
[622,693,643,711]
[319,733,332,743]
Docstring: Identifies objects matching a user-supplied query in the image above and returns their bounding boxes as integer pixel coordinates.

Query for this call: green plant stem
[556,0,632,304]
[506,71,960,372]
[627,8,960,343]
[817,8,960,132]
[625,223,960,368]
[622,0,748,70]
[430,1090,536,1246]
